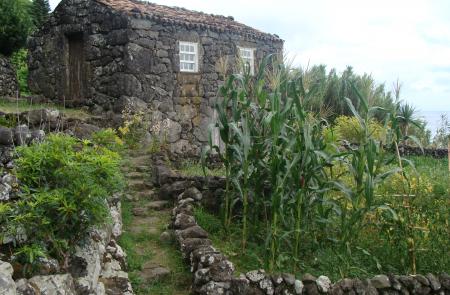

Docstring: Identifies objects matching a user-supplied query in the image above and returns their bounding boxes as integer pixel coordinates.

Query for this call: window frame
[238,46,255,75]
[179,41,199,73]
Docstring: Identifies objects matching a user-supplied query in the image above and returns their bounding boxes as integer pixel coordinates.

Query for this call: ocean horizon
[419,110,450,136]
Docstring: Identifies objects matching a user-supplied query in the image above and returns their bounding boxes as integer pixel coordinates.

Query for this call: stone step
[146,200,170,211]
[140,263,170,282]
[128,180,152,191]
[129,155,152,165]
[136,189,156,199]
[131,201,169,217]
[135,165,151,173]
[125,171,145,180]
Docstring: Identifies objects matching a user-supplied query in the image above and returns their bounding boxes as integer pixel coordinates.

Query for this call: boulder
[247,270,266,284]
[71,123,101,139]
[179,187,202,201]
[69,239,103,294]
[316,275,332,293]
[113,96,147,114]
[176,225,208,239]
[0,260,16,295]
[152,164,178,186]
[0,182,11,201]
[21,109,60,129]
[371,275,391,289]
[35,256,60,275]
[0,127,14,146]
[13,125,31,145]
[173,213,197,229]
[28,274,76,295]
[15,278,36,295]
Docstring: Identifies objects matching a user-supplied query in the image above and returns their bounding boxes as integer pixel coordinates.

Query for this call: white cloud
[48,0,450,112]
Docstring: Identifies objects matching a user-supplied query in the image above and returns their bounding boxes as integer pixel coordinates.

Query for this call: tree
[0,0,33,56]
[31,0,50,28]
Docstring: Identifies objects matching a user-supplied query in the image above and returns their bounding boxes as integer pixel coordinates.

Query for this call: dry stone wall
[0,55,18,97]
[0,194,134,295]
[152,157,450,295]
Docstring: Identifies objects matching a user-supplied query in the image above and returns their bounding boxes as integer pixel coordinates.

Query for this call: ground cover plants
[0,132,124,277]
[201,55,449,280]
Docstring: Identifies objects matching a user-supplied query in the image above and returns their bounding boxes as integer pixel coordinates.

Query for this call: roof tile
[95,0,283,42]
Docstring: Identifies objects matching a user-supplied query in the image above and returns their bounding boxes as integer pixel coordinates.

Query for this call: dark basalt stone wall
[28,0,283,156]
[0,55,19,97]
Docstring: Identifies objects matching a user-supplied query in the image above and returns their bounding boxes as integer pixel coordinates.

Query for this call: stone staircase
[120,151,191,294]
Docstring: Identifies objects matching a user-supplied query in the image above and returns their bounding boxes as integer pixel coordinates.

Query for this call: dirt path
[119,151,191,295]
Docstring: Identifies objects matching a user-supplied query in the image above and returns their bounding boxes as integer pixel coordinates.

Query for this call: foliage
[194,207,223,235]
[203,56,449,277]
[0,134,123,274]
[0,0,33,56]
[10,49,30,94]
[12,244,47,277]
[331,115,386,143]
[91,128,124,153]
[178,160,225,177]
[118,106,150,148]
[31,0,50,28]
[291,65,396,122]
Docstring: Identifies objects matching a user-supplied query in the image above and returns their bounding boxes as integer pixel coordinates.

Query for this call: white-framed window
[238,47,255,75]
[179,42,198,72]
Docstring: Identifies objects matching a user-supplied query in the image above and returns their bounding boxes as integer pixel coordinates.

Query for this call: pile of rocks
[0,194,134,295]
[0,55,18,97]
[0,125,45,147]
[0,172,19,201]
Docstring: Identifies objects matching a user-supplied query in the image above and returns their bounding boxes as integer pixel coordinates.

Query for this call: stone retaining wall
[0,194,134,295]
[397,145,448,159]
[153,158,450,295]
[0,55,18,97]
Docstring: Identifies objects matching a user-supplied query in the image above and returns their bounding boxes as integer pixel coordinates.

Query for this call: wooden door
[67,33,85,104]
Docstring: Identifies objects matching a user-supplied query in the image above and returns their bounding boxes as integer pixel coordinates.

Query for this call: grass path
[119,151,191,294]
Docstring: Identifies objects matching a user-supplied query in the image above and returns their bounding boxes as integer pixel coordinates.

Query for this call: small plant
[10,48,30,94]
[12,243,47,277]
[118,105,150,148]
[91,128,124,153]
[1,133,124,274]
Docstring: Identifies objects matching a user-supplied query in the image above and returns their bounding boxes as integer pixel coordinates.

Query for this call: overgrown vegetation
[202,55,449,279]
[0,133,124,277]
[10,49,30,94]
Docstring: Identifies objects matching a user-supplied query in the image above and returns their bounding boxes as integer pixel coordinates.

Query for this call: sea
[419,110,450,136]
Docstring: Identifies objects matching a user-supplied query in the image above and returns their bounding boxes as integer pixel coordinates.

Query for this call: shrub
[1,133,124,273]
[333,115,386,143]
[118,106,149,148]
[10,49,29,94]
[91,128,124,153]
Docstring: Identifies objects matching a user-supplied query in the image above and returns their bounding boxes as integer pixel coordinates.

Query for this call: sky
[48,0,450,115]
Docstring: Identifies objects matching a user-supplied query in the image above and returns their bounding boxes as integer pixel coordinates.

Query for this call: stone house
[28,0,283,155]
